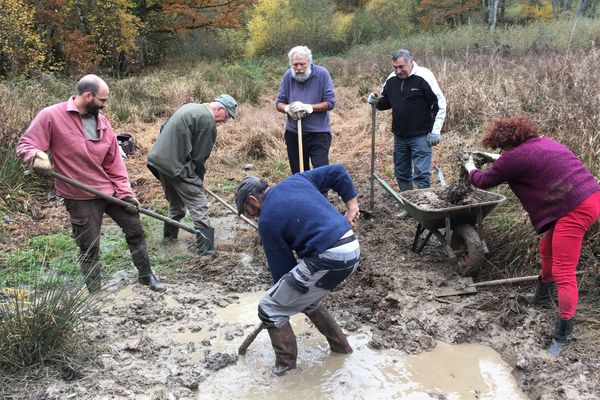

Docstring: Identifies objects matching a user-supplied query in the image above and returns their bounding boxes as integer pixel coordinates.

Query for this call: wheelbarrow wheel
[450,224,484,277]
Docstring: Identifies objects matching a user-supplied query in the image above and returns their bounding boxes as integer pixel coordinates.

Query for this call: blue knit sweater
[258,164,357,283]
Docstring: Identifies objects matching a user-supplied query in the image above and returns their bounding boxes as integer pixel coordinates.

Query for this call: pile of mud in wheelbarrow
[371,171,505,279]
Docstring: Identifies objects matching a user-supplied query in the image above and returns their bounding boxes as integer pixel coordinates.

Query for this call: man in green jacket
[147,94,237,254]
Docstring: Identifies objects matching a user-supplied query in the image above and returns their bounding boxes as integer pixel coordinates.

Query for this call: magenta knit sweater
[470,137,600,233]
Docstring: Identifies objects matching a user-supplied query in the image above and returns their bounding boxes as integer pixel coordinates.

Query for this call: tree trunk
[575,0,590,17]
[551,0,559,19]
[489,0,500,29]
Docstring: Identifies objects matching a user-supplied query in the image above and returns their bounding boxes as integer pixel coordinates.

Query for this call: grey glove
[472,151,500,163]
[427,132,441,146]
[461,153,476,173]
[122,196,141,214]
[367,93,379,105]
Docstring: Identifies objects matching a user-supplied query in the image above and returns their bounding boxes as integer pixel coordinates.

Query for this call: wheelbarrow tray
[399,188,506,231]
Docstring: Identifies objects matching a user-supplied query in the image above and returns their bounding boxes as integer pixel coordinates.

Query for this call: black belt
[331,234,356,248]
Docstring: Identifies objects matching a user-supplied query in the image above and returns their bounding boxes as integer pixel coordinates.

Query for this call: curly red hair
[482,116,539,149]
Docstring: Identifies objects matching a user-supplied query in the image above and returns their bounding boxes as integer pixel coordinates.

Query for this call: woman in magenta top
[463,115,600,356]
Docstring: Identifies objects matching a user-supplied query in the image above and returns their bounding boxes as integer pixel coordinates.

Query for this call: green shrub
[0,151,47,215]
[0,274,100,374]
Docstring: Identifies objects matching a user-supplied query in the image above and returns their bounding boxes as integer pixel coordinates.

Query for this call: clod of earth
[204,352,238,371]
[402,186,493,209]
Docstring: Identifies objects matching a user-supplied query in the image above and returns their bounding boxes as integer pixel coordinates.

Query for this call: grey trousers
[258,236,360,328]
[158,173,210,229]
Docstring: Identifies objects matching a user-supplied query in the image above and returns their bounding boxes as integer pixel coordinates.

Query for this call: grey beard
[291,65,312,82]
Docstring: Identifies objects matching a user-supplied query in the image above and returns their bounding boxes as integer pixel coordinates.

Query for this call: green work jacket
[147,103,216,184]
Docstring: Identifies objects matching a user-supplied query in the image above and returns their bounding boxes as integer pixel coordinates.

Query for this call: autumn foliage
[1,0,598,77]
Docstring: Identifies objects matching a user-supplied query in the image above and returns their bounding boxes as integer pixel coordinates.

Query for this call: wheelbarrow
[373,174,506,277]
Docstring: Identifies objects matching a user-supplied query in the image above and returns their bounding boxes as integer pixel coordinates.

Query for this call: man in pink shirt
[16,74,165,293]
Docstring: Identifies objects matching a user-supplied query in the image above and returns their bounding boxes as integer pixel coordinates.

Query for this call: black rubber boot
[306,304,353,354]
[548,316,574,357]
[130,242,166,292]
[163,221,180,240]
[80,258,102,294]
[267,322,298,376]
[195,226,216,255]
[523,277,555,307]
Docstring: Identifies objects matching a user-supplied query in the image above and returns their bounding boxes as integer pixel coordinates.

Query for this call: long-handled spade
[52,169,267,353]
[48,170,208,244]
[363,104,377,218]
[297,117,304,173]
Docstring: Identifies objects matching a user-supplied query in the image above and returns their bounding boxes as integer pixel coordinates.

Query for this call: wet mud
[11,183,598,399]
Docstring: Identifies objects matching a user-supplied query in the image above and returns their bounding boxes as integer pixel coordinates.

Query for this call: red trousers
[539,191,600,319]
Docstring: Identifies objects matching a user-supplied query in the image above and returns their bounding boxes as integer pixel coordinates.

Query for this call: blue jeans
[393,134,432,190]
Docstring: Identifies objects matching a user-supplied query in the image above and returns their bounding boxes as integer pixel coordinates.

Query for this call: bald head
[76,74,108,96]
[74,74,110,116]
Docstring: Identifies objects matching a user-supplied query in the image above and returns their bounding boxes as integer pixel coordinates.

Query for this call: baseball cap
[235,176,267,215]
[213,94,237,119]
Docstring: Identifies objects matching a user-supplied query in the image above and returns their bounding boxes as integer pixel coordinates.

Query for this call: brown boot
[267,322,297,376]
[306,304,353,354]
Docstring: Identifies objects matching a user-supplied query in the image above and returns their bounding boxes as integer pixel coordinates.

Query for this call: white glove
[472,151,500,163]
[289,102,313,118]
[367,93,379,105]
[461,153,476,173]
[33,151,52,173]
[284,102,301,120]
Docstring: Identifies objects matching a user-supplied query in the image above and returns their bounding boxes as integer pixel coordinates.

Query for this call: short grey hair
[288,46,313,65]
[76,74,105,96]
[392,49,413,62]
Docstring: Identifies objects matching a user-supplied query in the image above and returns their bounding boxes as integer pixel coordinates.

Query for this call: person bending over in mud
[462,115,600,357]
[234,164,361,376]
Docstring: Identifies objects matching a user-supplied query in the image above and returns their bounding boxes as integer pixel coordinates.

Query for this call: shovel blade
[435,277,477,297]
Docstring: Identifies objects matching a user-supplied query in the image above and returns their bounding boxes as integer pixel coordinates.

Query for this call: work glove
[284,102,301,121]
[427,132,441,146]
[472,151,501,163]
[367,93,379,105]
[289,101,313,119]
[461,153,477,173]
[122,196,141,214]
[32,151,52,174]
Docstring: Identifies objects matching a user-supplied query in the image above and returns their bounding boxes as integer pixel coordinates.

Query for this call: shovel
[434,164,447,188]
[204,187,258,230]
[48,170,207,241]
[297,118,304,173]
[238,322,265,355]
[435,271,587,297]
[367,104,377,215]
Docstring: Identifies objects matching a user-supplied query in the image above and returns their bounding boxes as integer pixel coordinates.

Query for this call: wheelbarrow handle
[372,173,405,206]
[49,170,197,235]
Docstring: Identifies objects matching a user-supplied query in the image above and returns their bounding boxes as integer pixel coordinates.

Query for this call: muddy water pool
[110,288,526,399]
